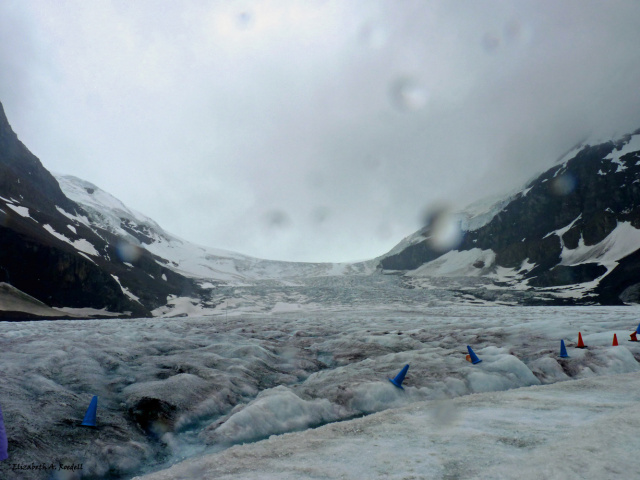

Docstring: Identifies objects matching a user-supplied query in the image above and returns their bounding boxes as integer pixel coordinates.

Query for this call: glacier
[2,299,640,479]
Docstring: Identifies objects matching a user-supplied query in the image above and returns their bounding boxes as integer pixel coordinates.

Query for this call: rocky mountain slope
[0,100,373,318]
[380,131,640,304]
[0,101,206,317]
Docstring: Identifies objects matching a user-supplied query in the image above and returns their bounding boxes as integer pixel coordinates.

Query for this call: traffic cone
[389,365,409,389]
[630,332,639,342]
[576,332,587,349]
[559,339,569,358]
[636,323,640,334]
[467,346,482,364]
[81,396,98,427]
[0,403,7,461]
[613,334,619,346]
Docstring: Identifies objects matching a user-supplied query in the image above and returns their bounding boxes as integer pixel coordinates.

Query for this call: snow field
[1,305,640,479]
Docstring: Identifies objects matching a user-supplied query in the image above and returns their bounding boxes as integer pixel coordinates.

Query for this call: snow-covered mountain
[0,101,176,318]
[381,130,640,304]
[4,92,640,315]
[55,174,375,285]
[0,99,376,318]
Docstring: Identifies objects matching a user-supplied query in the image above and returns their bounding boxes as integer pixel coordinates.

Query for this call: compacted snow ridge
[2,305,640,479]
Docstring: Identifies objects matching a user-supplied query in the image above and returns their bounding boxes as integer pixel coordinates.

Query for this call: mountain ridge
[381,130,640,304]
[3,96,640,315]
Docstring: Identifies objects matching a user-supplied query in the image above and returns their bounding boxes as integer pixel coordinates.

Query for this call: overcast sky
[2,1,640,262]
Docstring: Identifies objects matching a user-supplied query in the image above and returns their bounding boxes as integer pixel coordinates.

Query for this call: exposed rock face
[0,101,201,317]
[380,131,640,304]
[0,103,76,216]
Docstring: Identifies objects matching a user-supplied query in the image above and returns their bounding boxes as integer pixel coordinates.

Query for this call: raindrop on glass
[311,206,331,224]
[389,77,428,112]
[265,210,291,229]
[359,23,388,49]
[421,206,462,252]
[482,32,500,53]
[116,241,143,263]
[504,20,522,43]
[236,11,253,29]
[550,173,576,196]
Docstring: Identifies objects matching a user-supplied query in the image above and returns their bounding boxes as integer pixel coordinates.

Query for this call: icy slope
[135,372,640,480]
[55,175,375,284]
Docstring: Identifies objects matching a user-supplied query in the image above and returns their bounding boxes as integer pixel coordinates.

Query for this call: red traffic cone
[576,332,587,349]
[612,334,618,346]
[630,332,639,342]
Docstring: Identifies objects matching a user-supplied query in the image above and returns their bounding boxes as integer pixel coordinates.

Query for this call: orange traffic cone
[630,332,639,342]
[612,334,618,346]
[465,354,471,362]
[576,332,587,349]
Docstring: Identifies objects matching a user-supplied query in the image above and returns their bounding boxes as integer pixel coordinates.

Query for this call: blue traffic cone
[636,323,640,334]
[0,403,7,461]
[467,346,482,364]
[559,339,569,358]
[81,396,98,427]
[389,364,409,389]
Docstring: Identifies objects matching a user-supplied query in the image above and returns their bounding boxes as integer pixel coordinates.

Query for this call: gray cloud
[1,0,640,262]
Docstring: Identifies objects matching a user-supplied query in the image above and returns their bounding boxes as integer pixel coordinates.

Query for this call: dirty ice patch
[202,386,343,445]
[43,224,100,256]
[407,249,495,277]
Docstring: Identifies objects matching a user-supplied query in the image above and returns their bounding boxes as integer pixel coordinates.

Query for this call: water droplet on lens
[265,210,291,229]
[116,241,142,262]
[504,20,522,42]
[431,402,460,427]
[482,32,500,53]
[421,206,462,252]
[236,11,253,29]
[389,77,428,112]
[359,23,387,49]
[311,206,331,224]
[550,174,576,196]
